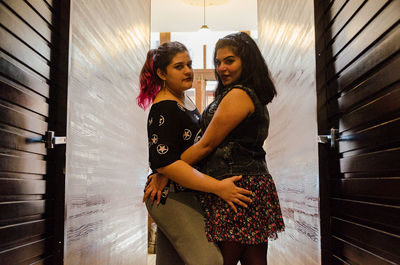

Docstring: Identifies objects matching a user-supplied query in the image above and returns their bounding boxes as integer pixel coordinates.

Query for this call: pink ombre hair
[137,50,161,110]
[137,42,189,110]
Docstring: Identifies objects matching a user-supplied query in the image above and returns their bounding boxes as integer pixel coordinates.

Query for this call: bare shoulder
[222,88,255,111]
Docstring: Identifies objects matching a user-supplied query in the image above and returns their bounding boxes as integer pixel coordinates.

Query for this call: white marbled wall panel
[65,0,150,264]
[258,0,321,264]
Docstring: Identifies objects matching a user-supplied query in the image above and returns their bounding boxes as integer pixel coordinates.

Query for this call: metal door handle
[318,128,356,148]
[318,128,338,148]
[26,130,66,149]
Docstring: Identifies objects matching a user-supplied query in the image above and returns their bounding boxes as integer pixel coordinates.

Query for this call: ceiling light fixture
[199,0,210,32]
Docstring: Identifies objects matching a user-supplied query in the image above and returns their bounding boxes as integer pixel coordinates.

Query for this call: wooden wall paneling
[0,171,43,181]
[332,1,399,77]
[0,238,51,265]
[0,27,50,78]
[325,2,398,100]
[0,124,46,155]
[2,0,52,42]
[0,178,45,195]
[315,0,400,263]
[338,54,400,113]
[336,24,400,94]
[330,0,390,60]
[339,83,400,131]
[330,0,365,41]
[339,117,400,153]
[0,4,51,61]
[340,148,400,173]
[324,0,372,101]
[0,200,48,220]
[331,255,350,265]
[331,217,400,263]
[25,0,53,25]
[331,177,400,203]
[0,219,49,246]
[0,0,65,263]
[344,171,400,179]
[0,155,46,175]
[331,198,399,233]
[327,0,347,27]
[326,41,400,119]
[0,55,49,98]
[0,78,48,116]
[332,236,394,265]
[0,101,48,134]
[44,0,53,9]
[0,146,44,159]
[0,130,41,154]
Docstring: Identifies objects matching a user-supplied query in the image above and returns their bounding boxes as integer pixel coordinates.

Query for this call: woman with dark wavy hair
[181,32,285,265]
[138,41,252,265]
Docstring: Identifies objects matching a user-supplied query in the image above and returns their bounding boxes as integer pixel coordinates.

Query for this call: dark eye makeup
[173,61,192,70]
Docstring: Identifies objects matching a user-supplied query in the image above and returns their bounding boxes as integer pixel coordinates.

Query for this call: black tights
[218,241,268,265]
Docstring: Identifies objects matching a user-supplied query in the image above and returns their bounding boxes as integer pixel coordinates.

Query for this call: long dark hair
[213,32,277,105]
[137,41,188,109]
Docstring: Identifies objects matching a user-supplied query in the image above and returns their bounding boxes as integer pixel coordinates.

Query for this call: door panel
[315,0,400,264]
[0,56,49,97]
[337,55,400,113]
[0,1,68,264]
[335,25,399,94]
[331,177,400,202]
[2,0,52,42]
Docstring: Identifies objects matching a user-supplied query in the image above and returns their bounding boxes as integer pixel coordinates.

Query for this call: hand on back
[215,175,253,213]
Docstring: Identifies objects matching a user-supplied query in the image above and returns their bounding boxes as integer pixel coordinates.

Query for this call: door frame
[49,1,71,263]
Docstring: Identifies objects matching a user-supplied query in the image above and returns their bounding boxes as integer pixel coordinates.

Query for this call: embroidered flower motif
[183,129,192,140]
[151,134,158,145]
[194,129,202,143]
[156,144,169,154]
[159,115,165,126]
[148,117,153,126]
[162,187,169,196]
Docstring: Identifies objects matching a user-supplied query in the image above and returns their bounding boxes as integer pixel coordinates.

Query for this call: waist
[201,159,269,180]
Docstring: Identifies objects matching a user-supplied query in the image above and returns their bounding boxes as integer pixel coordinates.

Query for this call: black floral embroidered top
[147,100,202,198]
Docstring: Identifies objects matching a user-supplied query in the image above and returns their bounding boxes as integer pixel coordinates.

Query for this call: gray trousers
[146,191,223,265]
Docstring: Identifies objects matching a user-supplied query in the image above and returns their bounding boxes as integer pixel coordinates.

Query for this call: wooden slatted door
[0,1,69,264]
[315,0,400,264]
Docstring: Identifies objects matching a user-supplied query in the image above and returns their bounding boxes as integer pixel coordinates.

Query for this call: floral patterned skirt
[200,174,285,244]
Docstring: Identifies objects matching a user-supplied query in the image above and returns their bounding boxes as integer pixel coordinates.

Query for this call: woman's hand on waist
[214,175,253,213]
[143,173,169,205]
